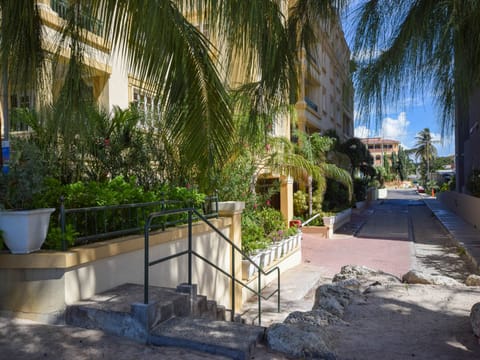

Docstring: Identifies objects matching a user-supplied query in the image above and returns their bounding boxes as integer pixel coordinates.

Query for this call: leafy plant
[0,139,50,210]
[44,224,79,250]
[293,190,308,218]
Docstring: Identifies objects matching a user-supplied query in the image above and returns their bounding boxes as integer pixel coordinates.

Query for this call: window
[132,88,161,126]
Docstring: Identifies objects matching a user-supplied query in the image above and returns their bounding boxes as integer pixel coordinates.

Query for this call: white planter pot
[242,259,256,280]
[272,243,282,260]
[322,216,335,227]
[293,232,302,249]
[260,249,271,268]
[281,238,289,257]
[0,208,55,254]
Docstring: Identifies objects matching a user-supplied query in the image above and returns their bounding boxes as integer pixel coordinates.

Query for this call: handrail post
[231,242,235,321]
[60,196,66,251]
[258,271,261,326]
[144,219,150,304]
[277,268,280,313]
[188,209,193,285]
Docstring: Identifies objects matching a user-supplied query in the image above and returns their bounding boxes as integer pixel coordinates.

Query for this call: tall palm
[414,128,438,184]
[350,1,480,191]
[1,0,346,186]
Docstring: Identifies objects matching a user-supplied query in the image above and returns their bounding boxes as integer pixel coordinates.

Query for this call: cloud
[380,112,410,139]
[354,125,371,138]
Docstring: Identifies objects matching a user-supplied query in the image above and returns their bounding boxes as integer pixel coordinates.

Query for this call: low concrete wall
[438,191,480,229]
[0,218,233,323]
[241,245,302,306]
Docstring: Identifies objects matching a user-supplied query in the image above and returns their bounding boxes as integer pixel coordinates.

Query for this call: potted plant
[0,141,55,254]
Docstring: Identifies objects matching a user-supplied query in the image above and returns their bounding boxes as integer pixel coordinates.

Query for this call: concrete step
[150,317,265,360]
[65,283,224,341]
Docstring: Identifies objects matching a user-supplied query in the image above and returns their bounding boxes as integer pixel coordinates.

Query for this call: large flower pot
[0,208,55,254]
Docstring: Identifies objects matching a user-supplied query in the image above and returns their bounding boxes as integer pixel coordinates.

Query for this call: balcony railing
[51,0,104,36]
[305,97,319,113]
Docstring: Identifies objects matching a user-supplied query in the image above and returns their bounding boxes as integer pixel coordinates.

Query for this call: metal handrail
[143,208,281,326]
[301,213,321,227]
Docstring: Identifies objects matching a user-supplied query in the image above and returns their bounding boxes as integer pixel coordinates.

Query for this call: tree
[396,146,414,181]
[0,0,347,188]
[294,132,352,215]
[413,128,439,184]
[350,1,480,192]
[339,137,373,178]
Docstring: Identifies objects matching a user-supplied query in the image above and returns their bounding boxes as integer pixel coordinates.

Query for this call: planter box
[0,208,55,254]
[377,188,388,199]
[322,208,352,238]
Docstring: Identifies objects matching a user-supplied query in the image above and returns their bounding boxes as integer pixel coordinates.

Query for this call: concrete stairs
[65,283,265,360]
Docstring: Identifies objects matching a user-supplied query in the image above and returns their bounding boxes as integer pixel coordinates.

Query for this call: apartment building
[361,138,400,166]
[295,19,354,143]
[2,1,353,222]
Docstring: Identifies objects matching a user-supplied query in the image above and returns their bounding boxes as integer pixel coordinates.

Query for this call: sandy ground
[328,284,480,360]
[323,202,480,360]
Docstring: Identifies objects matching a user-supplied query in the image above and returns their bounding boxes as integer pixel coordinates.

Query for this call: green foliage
[241,212,268,256]
[293,190,308,218]
[44,224,79,250]
[257,207,287,239]
[241,206,289,256]
[0,139,50,210]
[323,180,351,212]
[353,178,368,202]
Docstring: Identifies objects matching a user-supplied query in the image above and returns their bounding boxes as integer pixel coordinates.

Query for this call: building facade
[361,138,400,167]
[1,1,354,223]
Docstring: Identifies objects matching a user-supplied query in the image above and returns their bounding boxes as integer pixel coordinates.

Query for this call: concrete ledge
[424,198,480,271]
[0,218,231,270]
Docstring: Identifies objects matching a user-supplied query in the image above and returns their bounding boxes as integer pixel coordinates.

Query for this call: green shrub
[293,190,308,217]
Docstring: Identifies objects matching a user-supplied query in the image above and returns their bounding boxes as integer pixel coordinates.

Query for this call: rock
[402,270,432,284]
[402,270,463,286]
[332,265,378,282]
[332,278,362,290]
[267,323,336,359]
[313,284,358,317]
[466,274,480,286]
[333,265,401,287]
[470,302,480,337]
[284,310,347,327]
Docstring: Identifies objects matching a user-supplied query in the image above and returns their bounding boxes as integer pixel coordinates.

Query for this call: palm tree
[0,0,347,186]
[350,1,480,192]
[413,128,439,184]
[294,132,352,215]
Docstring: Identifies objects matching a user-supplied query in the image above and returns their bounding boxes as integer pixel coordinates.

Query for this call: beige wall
[0,218,233,322]
[438,191,480,229]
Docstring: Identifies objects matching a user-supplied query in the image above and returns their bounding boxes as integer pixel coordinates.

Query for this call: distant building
[360,138,400,166]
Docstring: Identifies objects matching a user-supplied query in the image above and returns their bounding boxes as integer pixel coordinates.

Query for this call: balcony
[50,0,104,36]
[305,97,318,113]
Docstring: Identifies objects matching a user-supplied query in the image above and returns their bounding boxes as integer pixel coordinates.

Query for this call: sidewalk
[424,198,480,271]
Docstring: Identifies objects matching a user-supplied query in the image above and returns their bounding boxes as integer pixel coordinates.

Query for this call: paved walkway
[302,205,413,278]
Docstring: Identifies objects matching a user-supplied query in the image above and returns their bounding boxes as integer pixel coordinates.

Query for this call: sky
[342,2,455,157]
